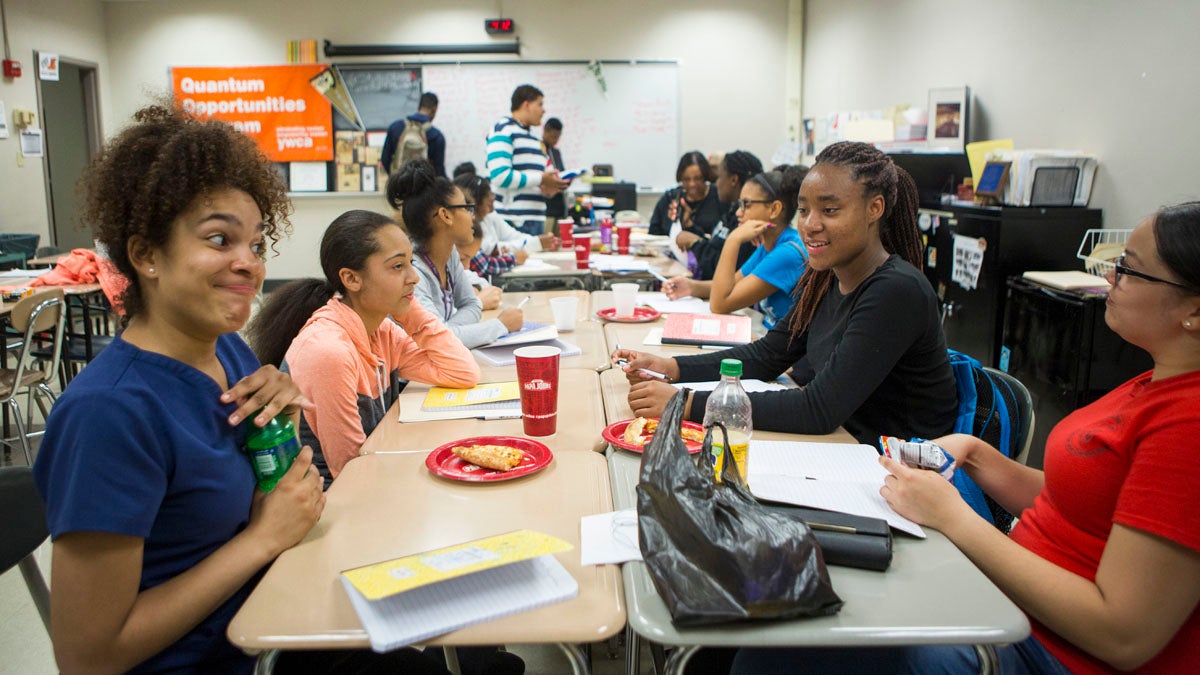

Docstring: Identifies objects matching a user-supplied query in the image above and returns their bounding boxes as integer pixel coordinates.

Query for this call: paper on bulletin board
[20,129,44,157]
[966,139,1013,187]
[952,235,986,290]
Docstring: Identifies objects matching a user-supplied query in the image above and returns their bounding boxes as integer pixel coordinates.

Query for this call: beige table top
[481,289,591,324]
[0,279,104,316]
[361,368,610,455]
[600,321,721,359]
[227,451,625,651]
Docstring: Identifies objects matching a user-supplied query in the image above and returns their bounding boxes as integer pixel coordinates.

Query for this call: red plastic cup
[558,219,574,247]
[514,345,561,436]
[616,224,632,255]
[573,233,591,270]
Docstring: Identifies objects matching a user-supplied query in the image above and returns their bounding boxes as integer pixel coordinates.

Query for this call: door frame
[34,52,103,247]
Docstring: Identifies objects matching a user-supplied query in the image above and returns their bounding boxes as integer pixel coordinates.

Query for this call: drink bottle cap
[719,359,742,378]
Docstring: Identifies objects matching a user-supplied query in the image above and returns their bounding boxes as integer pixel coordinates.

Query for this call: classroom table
[360,368,610,455]
[600,321,718,359]
[608,448,1029,675]
[496,252,592,289]
[475,321,609,382]
[483,289,591,324]
[227,451,625,674]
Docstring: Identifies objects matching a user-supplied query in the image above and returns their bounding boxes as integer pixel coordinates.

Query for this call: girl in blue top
[664,165,809,328]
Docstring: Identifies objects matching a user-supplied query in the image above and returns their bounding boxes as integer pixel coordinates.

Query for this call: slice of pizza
[451,444,525,471]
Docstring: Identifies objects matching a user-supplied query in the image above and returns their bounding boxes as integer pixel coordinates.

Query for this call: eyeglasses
[737,199,775,211]
[1112,255,1199,293]
[445,202,477,215]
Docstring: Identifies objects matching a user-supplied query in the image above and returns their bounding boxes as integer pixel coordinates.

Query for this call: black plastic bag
[636,390,843,627]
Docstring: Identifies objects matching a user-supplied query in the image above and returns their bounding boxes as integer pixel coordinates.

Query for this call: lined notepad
[341,550,578,652]
[474,338,582,367]
[747,441,925,537]
[487,322,559,348]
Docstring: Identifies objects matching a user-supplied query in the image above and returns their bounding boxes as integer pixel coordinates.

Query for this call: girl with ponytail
[615,141,957,445]
[247,209,479,485]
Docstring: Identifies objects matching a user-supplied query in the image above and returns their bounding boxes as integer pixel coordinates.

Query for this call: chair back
[6,290,66,397]
[982,367,1036,466]
[0,466,51,629]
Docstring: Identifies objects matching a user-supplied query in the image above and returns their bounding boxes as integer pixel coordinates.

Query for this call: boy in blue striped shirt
[486,84,570,235]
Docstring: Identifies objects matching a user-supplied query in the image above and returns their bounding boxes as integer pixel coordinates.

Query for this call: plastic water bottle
[245,412,301,492]
[702,359,753,482]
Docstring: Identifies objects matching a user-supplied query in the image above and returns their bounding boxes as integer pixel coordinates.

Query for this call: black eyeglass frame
[736,199,776,211]
[1112,255,1200,293]
[444,203,477,215]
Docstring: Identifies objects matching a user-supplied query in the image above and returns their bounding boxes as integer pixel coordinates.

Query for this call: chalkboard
[422,62,679,190]
[333,65,423,131]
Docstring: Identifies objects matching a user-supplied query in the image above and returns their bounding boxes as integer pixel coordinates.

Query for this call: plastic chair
[982,367,1036,466]
[0,466,52,631]
[1,290,66,466]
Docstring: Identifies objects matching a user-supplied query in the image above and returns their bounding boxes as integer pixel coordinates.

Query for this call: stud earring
[1186,320,1194,329]
[148,268,156,275]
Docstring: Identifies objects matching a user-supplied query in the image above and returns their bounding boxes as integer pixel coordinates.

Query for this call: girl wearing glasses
[616,142,956,446]
[247,209,480,487]
[454,172,557,256]
[735,202,1200,674]
[387,160,524,348]
[662,165,809,328]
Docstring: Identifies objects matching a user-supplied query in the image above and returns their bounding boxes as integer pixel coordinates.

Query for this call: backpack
[391,118,431,173]
[946,349,1022,531]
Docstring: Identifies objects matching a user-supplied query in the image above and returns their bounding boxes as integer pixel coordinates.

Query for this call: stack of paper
[589,255,651,273]
[638,292,710,314]
[673,378,795,394]
[474,338,582,367]
[421,382,520,413]
[747,441,925,537]
[487,322,559,348]
[340,530,579,652]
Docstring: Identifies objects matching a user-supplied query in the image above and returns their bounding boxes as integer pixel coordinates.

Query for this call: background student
[32,104,448,674]
[683,150,764,280]
[542,117,568,228]
[648,151,726,237]
[735,202,1200,675]
[485,84,569,235]
[248,209,480,486]
[381,91,446,178]
[615,142,957,445]
[388,159,522,348]
[664,166,809,328]
[454,172,555,256]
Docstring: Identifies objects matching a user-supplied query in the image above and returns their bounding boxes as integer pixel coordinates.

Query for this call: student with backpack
[662,166,810,329]
[381,91,446,177]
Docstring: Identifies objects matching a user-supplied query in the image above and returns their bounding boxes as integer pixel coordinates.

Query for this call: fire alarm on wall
[484,18,515,34]
[2,59,21,78]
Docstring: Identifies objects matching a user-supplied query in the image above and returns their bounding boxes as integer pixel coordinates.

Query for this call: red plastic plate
[595,306,662,323]
[602,418,705,454]
[425,436,553,482]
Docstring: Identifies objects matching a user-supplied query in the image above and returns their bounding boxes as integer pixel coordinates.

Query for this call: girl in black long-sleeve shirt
[615,142,957,444]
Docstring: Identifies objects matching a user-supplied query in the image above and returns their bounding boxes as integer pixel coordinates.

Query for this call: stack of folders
[340,530,578,652]
[473,322,581,367]
[421,382,521,413]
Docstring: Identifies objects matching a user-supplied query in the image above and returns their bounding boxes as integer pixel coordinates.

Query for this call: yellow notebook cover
[422,381,519,410]
[341,530,573,601]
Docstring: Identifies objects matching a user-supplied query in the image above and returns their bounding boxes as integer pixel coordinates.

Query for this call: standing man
[486,85,569,235]
[542,117,568,230]
[381,91,447,178]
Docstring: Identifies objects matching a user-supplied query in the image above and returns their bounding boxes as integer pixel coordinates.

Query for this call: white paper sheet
[580,509,642,566]
[341,554,578,653]
[589,255,650,272]
[289,161,328,192]
[747,440,925,537]
[673,378,794,394]
[952,235,985,291]
[638,292,710,314]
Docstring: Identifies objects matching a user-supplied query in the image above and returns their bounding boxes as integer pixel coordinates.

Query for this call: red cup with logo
[616,224,632,255]
[558,219,574,248]
[573,233,591,270]
[514,345,561,436]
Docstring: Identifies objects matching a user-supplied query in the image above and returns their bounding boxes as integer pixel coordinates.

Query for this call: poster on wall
[38,53,59,81]
[170,65,333,162]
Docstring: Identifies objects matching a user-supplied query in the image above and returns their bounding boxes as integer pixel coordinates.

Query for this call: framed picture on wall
[926,86,969,153]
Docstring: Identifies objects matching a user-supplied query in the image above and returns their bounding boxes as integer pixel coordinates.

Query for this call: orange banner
[171,65,332,162]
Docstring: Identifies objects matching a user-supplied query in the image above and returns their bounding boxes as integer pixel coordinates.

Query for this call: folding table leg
[625,626,640,675]
[662,645,699,675]
[557,642,591,675]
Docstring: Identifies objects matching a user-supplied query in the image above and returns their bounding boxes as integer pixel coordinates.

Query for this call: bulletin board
[422,61,680,190]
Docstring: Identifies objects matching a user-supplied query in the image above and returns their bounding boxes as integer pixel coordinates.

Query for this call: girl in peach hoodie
[248,210,479,486]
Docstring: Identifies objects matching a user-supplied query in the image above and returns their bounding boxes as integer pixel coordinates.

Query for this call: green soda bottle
[245,412,301,492]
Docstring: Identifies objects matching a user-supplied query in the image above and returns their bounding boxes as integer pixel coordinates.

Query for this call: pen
[474,412,523,420]
[517,295,531,309]
[649,269,670,284]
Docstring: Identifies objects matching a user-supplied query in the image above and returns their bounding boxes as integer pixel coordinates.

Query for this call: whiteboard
[423,62,679,190]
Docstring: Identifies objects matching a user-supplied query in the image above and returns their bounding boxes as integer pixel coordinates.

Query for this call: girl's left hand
[730,219,774,246]
[628,380,681,418]
[221,365,313,428]
[878,456,972,531]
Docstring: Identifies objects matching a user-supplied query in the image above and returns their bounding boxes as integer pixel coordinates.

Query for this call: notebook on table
[340,530,578,653]
[473,338,582,367]
[400,382,521,422]
[487,322,559,348]
[661,313,752,347]
[421,382,520,412]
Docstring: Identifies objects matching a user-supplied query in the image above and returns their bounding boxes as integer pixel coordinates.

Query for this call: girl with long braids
[613,141,957,444]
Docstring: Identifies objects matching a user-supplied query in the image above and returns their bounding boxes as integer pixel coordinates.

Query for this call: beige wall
[99,0,797,278]
[0,0,110,248]
[801,0,1200,232]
